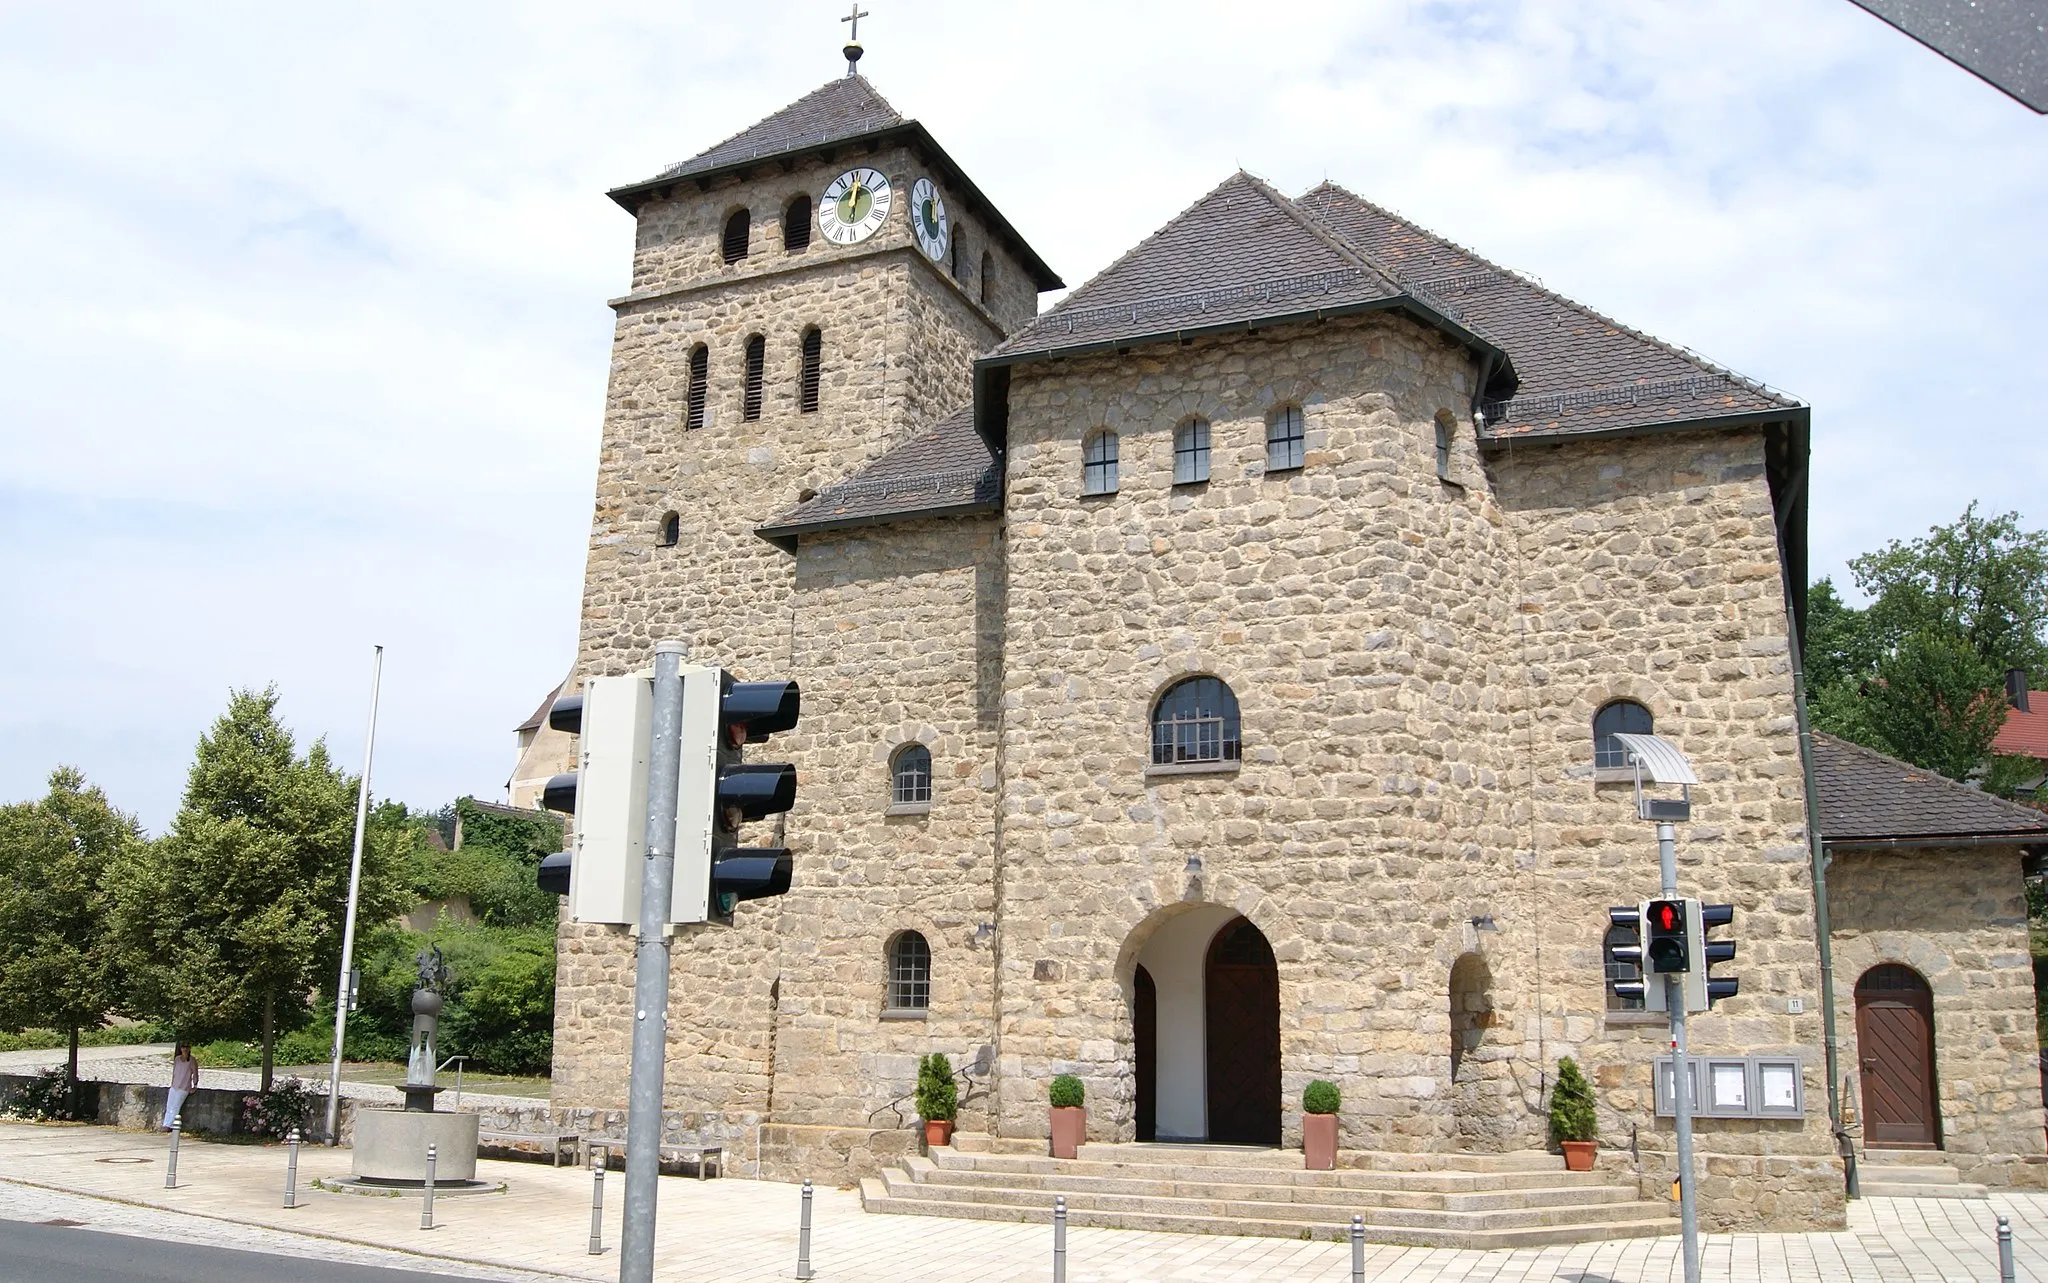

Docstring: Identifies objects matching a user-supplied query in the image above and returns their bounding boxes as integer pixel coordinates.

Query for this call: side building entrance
[1855,963,1941,1148]
[1130,907,1280,1145]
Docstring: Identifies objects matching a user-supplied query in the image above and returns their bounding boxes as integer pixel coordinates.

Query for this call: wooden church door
[1205,916,1281,1145]
[1856,964,1939,1148]
[1134,965,1157,1142]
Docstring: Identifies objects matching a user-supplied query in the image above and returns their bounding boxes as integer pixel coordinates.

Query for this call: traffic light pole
[620,641,686,1283]
[1660,820,1700,1283]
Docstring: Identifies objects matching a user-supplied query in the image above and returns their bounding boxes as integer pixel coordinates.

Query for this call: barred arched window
[1266,404,1305,471]
[1082,430,1118,496]
[1593,700,1654,771]
[891,743,932,806]
[1151,676,1241,766]
[1174,417,1211,485]
[887,931,931,1011]
[722,208,751,263]
[685,345,708,430]
[742,335,765,421]
[783,195,812,252]
[657,512,680,548]
[979,250,995,306]
[798,327,822,414]
[1603,924,1644,1011]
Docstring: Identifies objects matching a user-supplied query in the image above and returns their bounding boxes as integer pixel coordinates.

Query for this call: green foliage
[239,1077,316,1137]
[1812,629,2011,780]
[3,1066,85,1121]
[390,798,561,929]
[1048,1074,1084,1109]
[0,769,142,1087]
[345,921,556,1076]
[1302,1079,1341,1115]
[0,1024,168,1054]
[915,1053,958,1122]
[1548,1057,1598,1144]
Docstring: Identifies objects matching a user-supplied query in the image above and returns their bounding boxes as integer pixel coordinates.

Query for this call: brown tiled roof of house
[758,405,995,546]
[1811,732,2048,844]
[1993,706,2048,760]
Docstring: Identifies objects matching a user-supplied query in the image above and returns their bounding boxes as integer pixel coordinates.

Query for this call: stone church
[548,64,2048,1238]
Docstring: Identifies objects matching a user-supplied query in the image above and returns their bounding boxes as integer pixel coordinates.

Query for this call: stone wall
[1828,844,2048,1187]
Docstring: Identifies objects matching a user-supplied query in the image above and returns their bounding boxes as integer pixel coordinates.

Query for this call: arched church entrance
[1205,916,1281,1144]
[1128,905,1280,1144]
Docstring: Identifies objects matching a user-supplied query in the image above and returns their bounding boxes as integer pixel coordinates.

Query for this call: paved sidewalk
[1,1121,2044,1281]
[0,1045,542,1113]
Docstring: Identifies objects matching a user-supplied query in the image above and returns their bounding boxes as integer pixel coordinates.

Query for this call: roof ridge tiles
[649,75,904,183]
[1032,171,1271,317]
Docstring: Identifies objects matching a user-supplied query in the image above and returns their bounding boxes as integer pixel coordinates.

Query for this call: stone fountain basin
[351,1108,480,1184]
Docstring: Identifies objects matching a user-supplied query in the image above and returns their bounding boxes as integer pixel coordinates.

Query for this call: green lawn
[274,1060,550,1100]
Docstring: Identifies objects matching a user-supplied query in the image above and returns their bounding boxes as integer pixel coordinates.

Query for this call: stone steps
[929,1149,1621,1194]
[1860,1150,1987,1199]
[902,1159,1638,1211]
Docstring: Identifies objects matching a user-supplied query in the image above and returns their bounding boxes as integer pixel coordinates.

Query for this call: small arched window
[887,931,931,1011]
[1593,700,1654,772]
[1082,430,1118,496]
[657,512,680,547]
[685,345,709,430]
[950,229,964,281]
[979,250,995,306]
[1174,417,1211,485]
[1151,676,1241,766]
[891,743,932,806]
[783,195,812,252]
[742,335,765,421]
[1267,404,1305,472]
[798,327,822,414]
[722,208,751,263]
[1603,924,1644,1011]
[1434,408,1455,480]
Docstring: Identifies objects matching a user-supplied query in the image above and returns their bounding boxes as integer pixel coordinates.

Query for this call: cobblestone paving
[2,1122,2044,1281]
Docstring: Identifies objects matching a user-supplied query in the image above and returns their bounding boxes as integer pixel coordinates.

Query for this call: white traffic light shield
[671,665,722,925]
[566,674,654,925]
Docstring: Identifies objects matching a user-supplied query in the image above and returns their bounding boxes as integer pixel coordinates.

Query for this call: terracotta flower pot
[1050,1105,1086,1159]
[1302,1113,1338,1170]
[923,1119,955,1149]
[1561,1140,1597,1171]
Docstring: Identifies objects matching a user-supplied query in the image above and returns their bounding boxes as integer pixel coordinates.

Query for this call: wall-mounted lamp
[1470,914,1499,932]
[971,922,995,947]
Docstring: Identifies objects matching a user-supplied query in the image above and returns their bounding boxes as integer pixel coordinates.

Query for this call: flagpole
[326,644,384,1145]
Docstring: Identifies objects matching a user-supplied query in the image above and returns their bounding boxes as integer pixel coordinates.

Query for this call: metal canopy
[1613,733,1700,785]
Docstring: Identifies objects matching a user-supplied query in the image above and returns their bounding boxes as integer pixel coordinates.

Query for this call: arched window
[783,195,812,252]
[685,345,709,430]
[722,208,751,263]
[1151,676,1241,766]
[1082,430,1118,496]
[950,229,964,281]
[1449,953,1492,1078]
[891,743,932,806]
[1434,408,1455,480]
[1603,924,1644,1011]
[742,335,765,421]
[657,512,680,548]
[798,327,822,413]
[979,250,995,306]
[887,931,931,1011]
[1593,700,1654,772]
[1174,417,1211,485]
[1266,404,1305,472]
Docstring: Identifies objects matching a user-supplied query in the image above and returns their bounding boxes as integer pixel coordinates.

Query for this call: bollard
[165,1118,181,1189]
[1053,1195,1067,1283]
[796,1177,814,1279]
[421,1143,437,1230]
[588,1146,606,1255]
[1351,1213,1364,1283]
[284,1128,301,1209]
[1998,1214,2015,1283]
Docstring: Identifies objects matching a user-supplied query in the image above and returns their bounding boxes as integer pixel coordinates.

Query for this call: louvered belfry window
[799,327,822,413]
[742,335,765,421]
[784,195,812,252]
[722,208,750,263]
[685,345,708,430]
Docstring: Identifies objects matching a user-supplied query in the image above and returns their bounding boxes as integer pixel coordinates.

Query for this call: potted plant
[916,1053,958,1149]
[1549,1057,1599,1171]
[1301,1080,1340,1170]
[1048,1074,1086,1159]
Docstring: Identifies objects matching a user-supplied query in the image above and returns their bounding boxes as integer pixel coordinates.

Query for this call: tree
[114,688,406,1089]
[0,769,141,1095]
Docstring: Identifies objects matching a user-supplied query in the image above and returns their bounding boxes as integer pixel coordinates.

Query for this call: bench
[589,1139,723,1180]
[477,1127,584,1168]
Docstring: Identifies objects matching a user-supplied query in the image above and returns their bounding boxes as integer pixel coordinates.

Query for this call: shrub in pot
[1048,1074,1086,1159]
[1301,1079,1340,1170]
[915,1053,958,1149]
[1549,1057,1599,1170]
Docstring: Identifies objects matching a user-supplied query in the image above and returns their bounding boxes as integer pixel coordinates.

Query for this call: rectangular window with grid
[1082,430,1118,496]
[888,933,930,1011]
[1174,418,1210,485]
[1267,404,1304,471]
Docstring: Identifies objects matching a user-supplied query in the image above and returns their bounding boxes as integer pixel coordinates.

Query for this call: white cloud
[2,0,2041,827]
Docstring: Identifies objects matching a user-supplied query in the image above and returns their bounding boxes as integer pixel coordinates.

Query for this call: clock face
[818,168,892,245]
[910,177,948,261]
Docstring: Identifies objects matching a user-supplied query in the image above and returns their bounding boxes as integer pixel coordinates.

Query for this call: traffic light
[673,667,800,926]
[1645,898,1690,974]
[1697,903,1739,1008]
[537,675,653,925]
[1607,905,1668,1012]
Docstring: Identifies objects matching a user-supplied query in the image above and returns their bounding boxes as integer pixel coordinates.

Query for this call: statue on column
[401,945,450,1112]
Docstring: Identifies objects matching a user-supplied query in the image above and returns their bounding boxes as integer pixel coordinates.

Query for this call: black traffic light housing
[1645,898,1690,974]
[1607,905,1648,1007]
[1701,902,1739,1006]
[538,690,584,895]
[708,676,800,922]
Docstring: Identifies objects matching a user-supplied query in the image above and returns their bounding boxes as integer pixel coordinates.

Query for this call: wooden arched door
[1134,965,1157,1142]
[1205,916,1280,1145]
[1856,964,1940,1148]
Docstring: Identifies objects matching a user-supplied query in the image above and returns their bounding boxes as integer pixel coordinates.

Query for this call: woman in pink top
[164,1043,198,1130]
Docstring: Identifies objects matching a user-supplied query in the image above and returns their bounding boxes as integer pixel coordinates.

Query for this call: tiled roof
[1293,184,1801,441]
[757,405,996,545]
[514,675,570,734]
[1994,705,2048,759]
[1811,732,2048,843]
[650,76,902,184]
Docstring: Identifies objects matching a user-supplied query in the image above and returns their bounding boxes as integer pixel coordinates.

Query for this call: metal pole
[589,1147,606,1255]
[620,641,688,1283]
[1661,821,1700,1283]
[1053,1195,1067,1283]
[1350,1213,1364,1283]
[796,1177,814,1279]
[327,644,383,1145]
[421,1143,437,1230]
[285,1128,301,1208]
[165,1118,180,1189]
[1998,1214,2015,1283]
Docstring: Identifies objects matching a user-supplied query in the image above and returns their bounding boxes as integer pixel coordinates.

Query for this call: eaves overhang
[754,496,1000,551]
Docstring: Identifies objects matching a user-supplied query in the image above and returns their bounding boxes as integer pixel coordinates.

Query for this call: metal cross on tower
[841,4,869,75]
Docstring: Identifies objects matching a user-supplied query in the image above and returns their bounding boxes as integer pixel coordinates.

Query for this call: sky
[1,0,2042,834]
